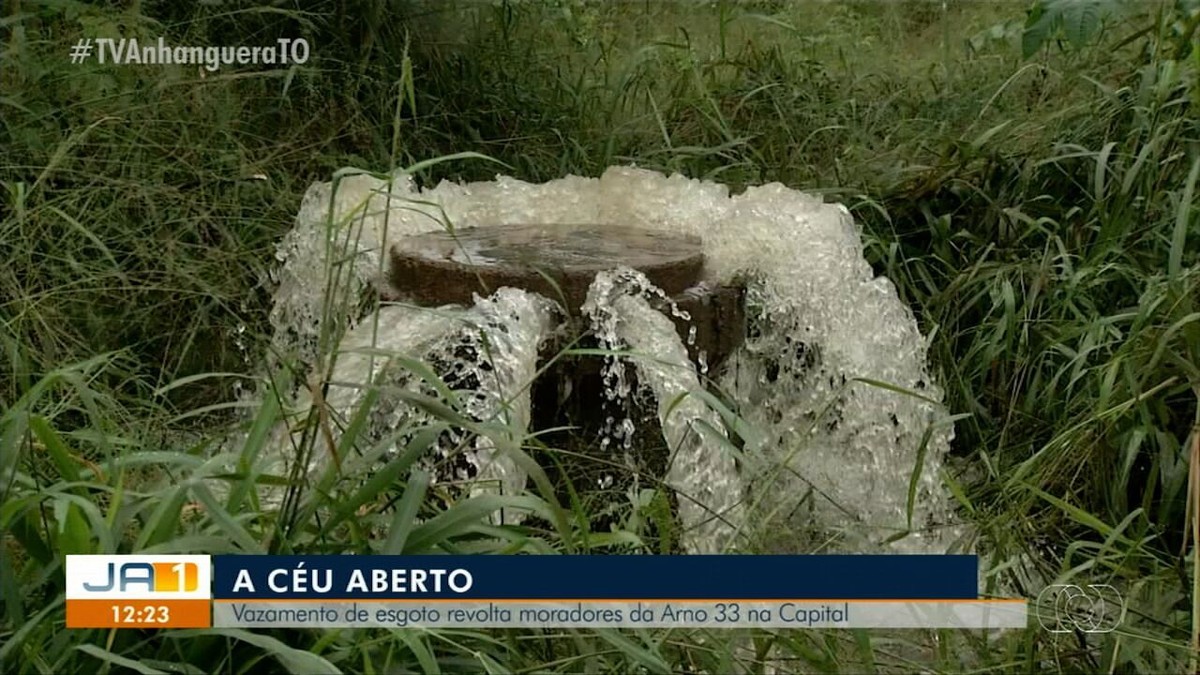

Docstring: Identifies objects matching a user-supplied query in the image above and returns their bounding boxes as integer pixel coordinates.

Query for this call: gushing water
[583,267,743,554]
[263,165,963,553]
[249,303,461,511]
[257,288,558,521]
[432,288,560,517]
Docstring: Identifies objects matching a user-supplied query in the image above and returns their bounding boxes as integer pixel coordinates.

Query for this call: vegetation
[2,0,1198,672]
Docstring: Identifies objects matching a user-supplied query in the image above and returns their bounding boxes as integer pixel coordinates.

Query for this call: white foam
[267,165,963,552]
[584,267,744,553]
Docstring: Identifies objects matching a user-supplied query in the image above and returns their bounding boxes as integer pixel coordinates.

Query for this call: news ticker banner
[66,554,1027,630]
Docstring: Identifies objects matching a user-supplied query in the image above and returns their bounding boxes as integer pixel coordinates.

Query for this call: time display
[66,598,209,629]
[111,604,171,624]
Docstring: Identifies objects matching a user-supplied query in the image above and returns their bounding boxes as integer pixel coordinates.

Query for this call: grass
[2,0,1199,672]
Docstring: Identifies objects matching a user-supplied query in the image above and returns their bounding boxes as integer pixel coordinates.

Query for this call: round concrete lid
[387,224,705,309]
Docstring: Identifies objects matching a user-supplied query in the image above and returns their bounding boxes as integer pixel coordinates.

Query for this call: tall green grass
[2,0,1198,672]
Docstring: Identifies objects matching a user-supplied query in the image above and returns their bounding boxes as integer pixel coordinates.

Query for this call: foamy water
[584,267,743,553]
[264,166,964,553]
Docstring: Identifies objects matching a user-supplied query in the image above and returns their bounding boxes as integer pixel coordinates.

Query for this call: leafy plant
[1021,0,1126,57]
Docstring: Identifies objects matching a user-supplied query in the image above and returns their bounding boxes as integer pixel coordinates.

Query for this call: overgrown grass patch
[2,0,1198,672]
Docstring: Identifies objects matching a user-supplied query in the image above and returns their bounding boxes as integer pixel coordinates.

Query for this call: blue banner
[212,555,978,600]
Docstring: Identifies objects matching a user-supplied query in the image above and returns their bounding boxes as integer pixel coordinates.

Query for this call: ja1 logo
[66,555,212,629]
[82,560,200,593]
[1035,583,1125,634]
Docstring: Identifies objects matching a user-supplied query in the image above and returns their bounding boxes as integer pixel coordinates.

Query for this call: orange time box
[67,599,211,629]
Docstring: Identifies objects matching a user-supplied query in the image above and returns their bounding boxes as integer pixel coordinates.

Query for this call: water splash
[584,267,743,554]
[428,288,560,518]
[249,302,463,510]
[268,172,436,370]
[256,289,557,522]
[264,165,963,553]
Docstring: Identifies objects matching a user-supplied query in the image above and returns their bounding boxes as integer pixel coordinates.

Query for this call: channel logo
[1034,583,1125,634]
[67,555,211,629]
[82,561,200,592]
